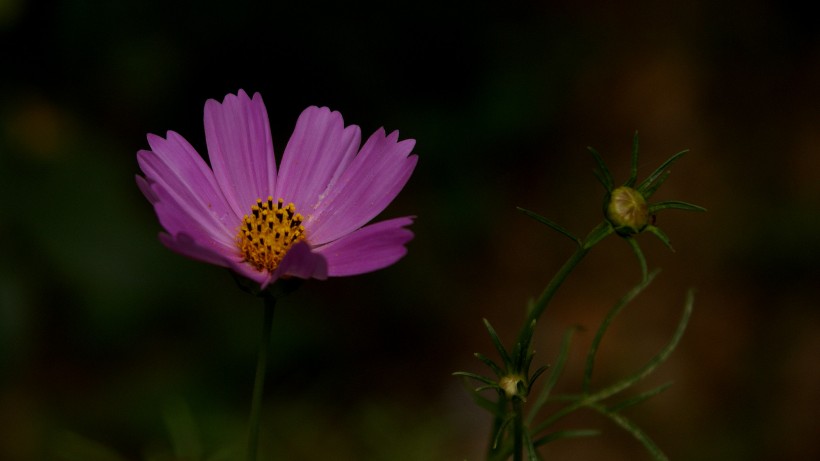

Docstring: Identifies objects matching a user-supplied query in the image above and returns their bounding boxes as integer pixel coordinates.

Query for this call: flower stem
[512,399,524,461]
[519,221,612,343]
[247,293,276,461]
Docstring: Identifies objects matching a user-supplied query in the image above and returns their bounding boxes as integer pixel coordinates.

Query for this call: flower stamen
[237,197,306,272]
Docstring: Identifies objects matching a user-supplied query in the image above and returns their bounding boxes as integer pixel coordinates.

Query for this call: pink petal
[274,106,361,215]
[271,241,329,283]
[159,232,236,268]
[315,216,414,276]
[306,129,417,244]
[138,147,235,248]
[226,259,273,287]
[140,178,238,253]
[160,232,271,286]
[204,90,277,218]
[146,131,229,214]
[139,130,236,229]
[136,174,158,203]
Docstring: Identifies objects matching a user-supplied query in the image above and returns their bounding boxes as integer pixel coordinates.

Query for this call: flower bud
[605,186,649,235]
[499,375,525,399]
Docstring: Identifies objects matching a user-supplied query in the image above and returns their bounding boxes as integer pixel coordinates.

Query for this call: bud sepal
[588,132,706,279]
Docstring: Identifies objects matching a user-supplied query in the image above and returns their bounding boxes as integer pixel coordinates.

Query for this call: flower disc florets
[606,186,649,235]
[237,197,306,272]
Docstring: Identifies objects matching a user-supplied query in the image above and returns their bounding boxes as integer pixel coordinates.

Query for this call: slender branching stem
[247,293,276,461]
[520,221,612,344]
[512,399,525,461]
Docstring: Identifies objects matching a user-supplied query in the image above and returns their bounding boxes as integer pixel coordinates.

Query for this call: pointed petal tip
[299,105,346,125]
[145,132,163,144]
[204,86,276,218]
[145,131,184,152]
[205,89,253,109]
[135,174,158,203]
[402,137,417,150]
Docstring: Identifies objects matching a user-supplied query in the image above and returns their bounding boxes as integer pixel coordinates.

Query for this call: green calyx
[588,132,705,243]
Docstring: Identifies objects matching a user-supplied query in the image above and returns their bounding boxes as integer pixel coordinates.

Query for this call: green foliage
[456,134,704,460]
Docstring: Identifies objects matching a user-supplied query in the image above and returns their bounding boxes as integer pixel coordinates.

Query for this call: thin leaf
[637,149,688,195]
[476,385,504,393]
[493,416,515,449]
[515,319,538,371]
[531,400,585,436]
[627,237,649,283]
[521,356,535,383]
[592,289,694,401]
[583,271,659,393]
[527,327,578,425]
[625,131,639,187]
[517,207,581,245]
[593,169,611,193]
[645,225,674,251]
[642,170,670,198]
[590,403,669,461]
[484,318,513,368]
[523,350,536,377]
[544,393,582,402]
[486,397,512,461]
[528,365,550,388]
[453,371,498,387]
[474,352,506,377]
[582,220,615,250]
[607,381,674,413]
[532,429,602,447]
[648,200,707,213]
[459,378,503,414]
[523,428,541,461]
[587,146,614,192]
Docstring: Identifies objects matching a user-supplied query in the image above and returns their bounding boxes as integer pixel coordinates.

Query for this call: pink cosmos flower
[137,90,417,289]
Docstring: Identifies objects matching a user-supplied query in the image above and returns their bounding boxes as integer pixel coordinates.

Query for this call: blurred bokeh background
[1,0,818,460]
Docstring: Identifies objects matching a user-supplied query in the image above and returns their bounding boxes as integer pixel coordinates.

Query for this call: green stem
[512,399,524,461]
[247,293,276,461]
[519,221,612,343]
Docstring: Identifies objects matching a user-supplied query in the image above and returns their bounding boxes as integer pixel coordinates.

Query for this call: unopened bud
[499,375,525,399]
[606,186,649,235]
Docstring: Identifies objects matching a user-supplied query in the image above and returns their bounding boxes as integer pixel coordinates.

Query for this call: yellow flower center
[236,197,306,272]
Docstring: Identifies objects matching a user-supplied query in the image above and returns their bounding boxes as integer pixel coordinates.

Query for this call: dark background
[1,1,818,460]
